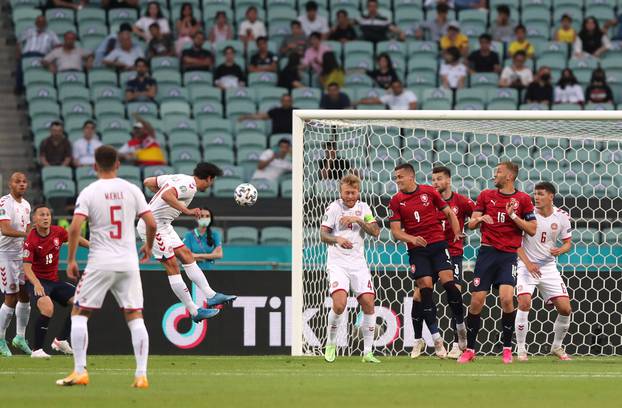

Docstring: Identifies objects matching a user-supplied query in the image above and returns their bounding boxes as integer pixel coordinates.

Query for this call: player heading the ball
[515,182,573,361]
[459,161,537,365]
[320,174,381,364]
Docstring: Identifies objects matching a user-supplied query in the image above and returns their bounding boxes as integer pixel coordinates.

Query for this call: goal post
[291,110,622,357]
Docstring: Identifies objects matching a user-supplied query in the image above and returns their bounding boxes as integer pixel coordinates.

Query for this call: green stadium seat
[75,166,98,182]
[255,86,288,105]
[26,85,57,102]
[226,226,258,245]
[143,166,174,179]
[161,101,191,117]
[56,72,86,89]
[586,102,615,110]
[99,117,130,132]
[41,166,72,183]
[77,8,105,24]
[168,130,199,149]
[226,100,256,119]
[153,71,182,86]
[29,100,60,120]
[58,85,89,103]
[101,130,130,148]
[164,116,197,133]
[90,85,123,104]
[203,131,234,148]
[260,226,291,244]
[237,147,264,168]
[94,100,124,119]
[487,100,517,110]
[170,147,201,167]
[151,56,180,72]
[203,146,235,166]
[394,4,423,27]
[218,164,244,180]
[520,103,549,110]
[377,40,406,60]
[183,71,213,87]
[455,101,485,110]
[192,100,224,118]
[456,88,487,106]
[236,131,267,150]
[25,70,54,87]
[212,177,241,198]
[250,178,278,198]
[61,100,92,120]
[198,117,231,133]
[469,73,499,89]
[266,6,296,26]
[156,85,189,104]
[45,8,74,23]
[188,85,221,104]
[552,103,582,110]
[127,101,158,119]
[108,8,138,25]
[422,87,451,105]
[88,69,117,88]
[225,87,256,104]
[44,179,76,199]
[487,88,519,105]
[47,21,77,37]
[248,72,278,87]
[117,165,141,183]
[280,179,292,198]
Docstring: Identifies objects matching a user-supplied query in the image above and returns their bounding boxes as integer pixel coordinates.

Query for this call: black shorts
[26,279,75,306]
[408,241,454,281]
[451,256,464,286]
[471,246,517,292]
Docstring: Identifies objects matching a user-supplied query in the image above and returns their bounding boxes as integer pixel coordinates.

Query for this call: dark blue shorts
[471,246,517,292]
[26,279,75,306]
[408,241,454,281]
[451,256,464,286]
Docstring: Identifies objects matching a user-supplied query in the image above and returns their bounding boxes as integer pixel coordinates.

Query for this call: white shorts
[137,222,184,261]
[327,263,374,298]
[516,262,569,305]
[74,269,144,310]
[0,258,24,294]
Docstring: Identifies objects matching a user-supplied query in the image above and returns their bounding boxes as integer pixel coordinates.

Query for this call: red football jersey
[474,189,536,253]
[437,192,475,257]
[389,184,448,249]
[23,225,68,282]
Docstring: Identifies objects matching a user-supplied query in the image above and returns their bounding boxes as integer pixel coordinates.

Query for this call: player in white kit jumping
[0,172,32,356]
[320,174,381,364]
[138,163,236,322]
[57,145,157,388]
[515,181,573,361]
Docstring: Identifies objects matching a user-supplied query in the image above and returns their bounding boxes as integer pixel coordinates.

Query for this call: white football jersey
[522,207,572,265]
[74,178,150,272]
[321,199,375,268]
[147,174,197,226]
[0,193,30,256]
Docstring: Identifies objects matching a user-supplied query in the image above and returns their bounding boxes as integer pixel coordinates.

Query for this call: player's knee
[517,296,531,311]
[176,246,193,263]
[358,295,375,314]
[124,310,143,322]
[469,294,485,312]
[17,289,29,303]
[557,303,572,316]
[332,302,346,315]
[500,296,514,312]
[3,294,18,307]
[37,297,54,316]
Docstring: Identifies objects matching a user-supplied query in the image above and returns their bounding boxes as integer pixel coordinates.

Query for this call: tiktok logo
[162,283,208,349]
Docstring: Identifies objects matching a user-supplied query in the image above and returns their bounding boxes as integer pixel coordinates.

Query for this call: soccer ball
[234,183,258,206]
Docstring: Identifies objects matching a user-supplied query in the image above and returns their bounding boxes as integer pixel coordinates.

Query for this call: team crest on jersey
[509,198,519,210]
[517,285,523,292]
[473,278,480,287]
[331,281,339,288]
[452,206,459,214]
[421,194,430,206]
[23,249,30,258]
[180,186,187,193]
[551,223,558,230]
[53,237,60,247]
[355,211,361,216]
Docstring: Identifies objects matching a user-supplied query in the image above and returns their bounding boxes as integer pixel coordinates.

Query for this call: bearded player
[459,162,537,364]
[321,174,380,364]
[515,182,573,361]
[0,172,32,357]
[139,164,236,322]
[23,204,89,358]
[389,164,463,359]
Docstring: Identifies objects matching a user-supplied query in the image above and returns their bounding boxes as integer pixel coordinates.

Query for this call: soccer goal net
[291,110,622,357]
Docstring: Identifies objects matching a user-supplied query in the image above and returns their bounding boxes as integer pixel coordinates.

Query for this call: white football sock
[552,314,571,350]
[128,318,149,377]
[432,332,441,341]
[71,315,89,374]
[362,313,376,354]
[515,309,529,353]
[168,274,198,316]
[15,301,30,337]
[326,309,344,345]
[182,262,216,299]
[0,304,15,340]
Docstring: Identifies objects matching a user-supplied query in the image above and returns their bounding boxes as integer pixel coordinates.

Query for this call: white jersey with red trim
[74,178,149,272]
[521,207,572,265]
[147,174,197,226]
[0,193,30,257]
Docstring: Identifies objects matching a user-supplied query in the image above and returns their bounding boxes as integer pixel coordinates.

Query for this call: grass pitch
[2,355,622,407]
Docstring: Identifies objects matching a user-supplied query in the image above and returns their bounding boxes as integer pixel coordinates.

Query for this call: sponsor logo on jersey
[551,223,558,230]
[399,202,406,206]
[473,277,480,287]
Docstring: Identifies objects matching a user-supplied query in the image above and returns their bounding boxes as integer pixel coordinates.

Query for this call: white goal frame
[291,110,622,356]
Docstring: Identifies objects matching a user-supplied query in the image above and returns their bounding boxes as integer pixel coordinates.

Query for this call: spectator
[42,31,92,73]
[358,79,417,110]
[499,50,533,90]
[424,0,454,9]
[554,14,577,44]
[238,6,267,45]
[146,23,174,59]
[508,24,535,58]
[278,52,304,90]
[94,22,133,67]
[15,16,60,93]
[490,5,516,43]
[524,66,554,105]
[367,53,399,89]
[468,33,501,74]
[302,32,331,75]
[181,31,213,72]
[133,1,171,42]
[414,3,451,41]
[440,46,467,90]
[319,142,353,180]
[207,11,233,45]
[103,30,145,71]
[440,22,469,56]
[298,1,329,38]
[329,9,357,42]
[279,20,307,57]
[100,0,139,9]
[39,121,72,167]
[251,138,292,181]
[585,68,614,105]
[320,82,351,109]
[574,17,611,59]
[358,0,404,43]
[454,0,485,10]
[49,0,88,11]
[125,58,157,102]
[214,46,245,89]
[554,68,584,105]
[183,208,223,269]
[239,94,295,135]
[118,115,166,166]
[72,120,102,167]
[175,3,201,55]
[249,36,278,73]
[319,51,345,88]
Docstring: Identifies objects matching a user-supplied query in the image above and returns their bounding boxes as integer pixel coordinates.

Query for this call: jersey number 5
[109,205,122,239]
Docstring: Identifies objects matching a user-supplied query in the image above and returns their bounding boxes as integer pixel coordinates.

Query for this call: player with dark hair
[389,163,463,359]
[459,161,537,364]
[23,204,89,358]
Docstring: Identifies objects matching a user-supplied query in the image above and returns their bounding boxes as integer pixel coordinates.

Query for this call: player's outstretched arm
[466,211,493,230]
[161,188,201,217]
[0,220,27,238]
[66,214,86,281]
[143,177,159,193]
[506,202,537,236]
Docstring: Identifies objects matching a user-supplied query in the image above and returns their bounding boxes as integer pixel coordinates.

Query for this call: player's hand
[409,236,427,247]
[66,260,79,282]
[453,233,465,242]
[185,208,202,218]
[505,202,516,217]
[479,215,494,224]
[335,236,353,249]
[33,282,45,297]
[339,216,360,227]
[550,247,563,257]
[139,244,152,263]
[526,261,541,278]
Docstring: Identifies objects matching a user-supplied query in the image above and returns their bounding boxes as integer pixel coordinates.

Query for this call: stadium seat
[26,85,57,102]
[280,179,292,198]
[117,166,141,184]
[91,85,123,103]
[58,86,90,103]
[43,179,76,199]
[218,164,244,180]
[225,87,257,105]
[143,166,175,179]
[250,178,278,198]
[260,226,291,245]
[226,100,256,119]
[41,166,72,183]
[189,85,221,104]
[157,85,189,104]
[456,88,487,106]
[469,73,499,89]
[168,130,200,150]
[248,72,278,87]
[170,147,201,167]
[102,130,130,148]
[127,102,158,119]
[75,166,98,182]
[151,56,180,73]
[192,100,224,119]
[203,146,235,166]
[487,88,519,105]
[153,71,182,86]
[184,71,214,87]
[99,117,131,132]
[56,72,87,89]
[95,100,124,119]
[29,100,60,120]
[161,101,191,118]
[212,178,243,198]
[236,131,267,150]
[226,226,259,245]
[108,8,138,26]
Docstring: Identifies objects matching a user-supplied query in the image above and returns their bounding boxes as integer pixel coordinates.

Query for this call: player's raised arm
[506,200,537,236]
[161,188,201,218]
[143,177,159,193]
[139,210,156,261]
[467,191,493,230]
[67,214,86,281]
[0,220,27,238]
[441,205,462,240]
